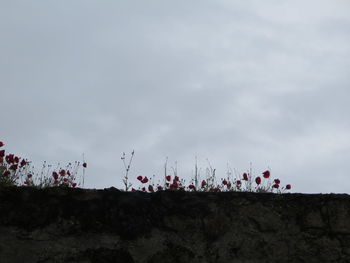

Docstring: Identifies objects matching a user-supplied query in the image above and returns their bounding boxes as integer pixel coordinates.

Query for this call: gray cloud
[1,0,350,193]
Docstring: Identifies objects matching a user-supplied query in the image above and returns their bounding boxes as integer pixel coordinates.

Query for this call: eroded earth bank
[1,186,350,262]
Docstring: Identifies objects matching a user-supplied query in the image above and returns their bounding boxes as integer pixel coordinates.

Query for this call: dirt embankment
[0,186,350,263]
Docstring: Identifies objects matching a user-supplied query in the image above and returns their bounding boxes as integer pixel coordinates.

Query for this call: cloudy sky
[1,0,350,193]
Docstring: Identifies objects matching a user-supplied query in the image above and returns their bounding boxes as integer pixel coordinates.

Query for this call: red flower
[137,175,143,181]
[243,173,248,181]
[23,180,29,185]
[286,184,291,190]
[67,170,71,176]
[20,159,27,167]
[172,178,179,185]
[273,183,279,189]
[54,180,59,185]
[5,154,14,164]
[72,183,77,188]
[131,188,136,191]
[236,180,241,185]
[27,174,33,178]
[166,175,171,182]
[0,141,4,147]
[174,175,180,182]
[63,178,68,182]
[14,156,19,163]
[255,176,261,185]
[82,162,87,168]
[222,179,228,185]
[141,177,148,184]
[262,170,270,178]
[188,184,195,189]
[274,179,280,184]
[3,171,10,177]
[148,185,154,192]
[141,187,146,192]
[201,180,207,188]
[157,185,163,191]
[227,182,232,188]
[59,169,66,176]
[9,164,18,171]
[52,172,59,180]
[0,150,4,157]
[170,182,178,189]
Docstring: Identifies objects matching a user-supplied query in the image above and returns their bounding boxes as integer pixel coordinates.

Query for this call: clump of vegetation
[0,141,86,188]
[0,141,291,193]
[122,151,291,194]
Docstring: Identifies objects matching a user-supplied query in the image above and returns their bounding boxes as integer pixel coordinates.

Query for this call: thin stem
[195,156,198,189]
[121,150,134,191]
[164,156,168,188]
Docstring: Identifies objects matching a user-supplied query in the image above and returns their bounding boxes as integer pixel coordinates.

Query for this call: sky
[1,0,350,193]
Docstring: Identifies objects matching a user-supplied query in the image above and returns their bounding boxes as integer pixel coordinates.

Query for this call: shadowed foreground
[0,186,350,263]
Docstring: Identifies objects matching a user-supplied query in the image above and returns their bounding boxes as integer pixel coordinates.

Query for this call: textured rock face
[1,187,350,263]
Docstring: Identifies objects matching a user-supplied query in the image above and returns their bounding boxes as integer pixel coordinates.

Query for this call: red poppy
[141,187,146,191]
[5,154,14,164]
[137,175,143,181]
[82,162,87,168]
[188,184,195,189]
[286,184,291,190]
[262,170,270,178]
[14,156,19,163]
[274,179,280,184]
[0,150,4,157]
[172,178,179,185]
[20,159,26,167]
[23,180,29,185]
[174,175,180,182]
[201,180,207,188]
[148,185,154,192]
[141,177,148,184]
[27,174,32,178]
[255,176,261,185]
[243,173,248,181]
[236,180,241,185]
[63,178,68,182]
[72,183,77,188]
[52,172,59,180]
[273,183,279,189]
[0,141,4,147]
[157,185,163,191]
[9,164,18,171]
[59,169,66,176]
[166,175,171,182]
[222,179,228,185]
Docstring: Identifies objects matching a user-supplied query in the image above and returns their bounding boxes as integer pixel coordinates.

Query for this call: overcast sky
[1,0,350,193]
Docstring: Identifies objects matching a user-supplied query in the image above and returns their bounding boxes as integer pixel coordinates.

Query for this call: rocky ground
[0,186,350,262]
